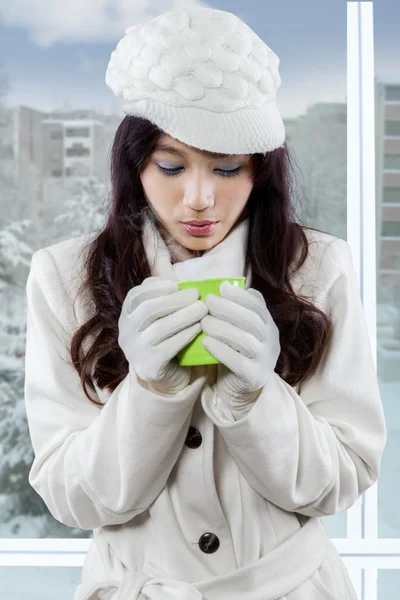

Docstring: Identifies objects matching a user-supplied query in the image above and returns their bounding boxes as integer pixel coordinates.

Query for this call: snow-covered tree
[53,175,108,238]
[288,104,347,241]
[0,129,108,538]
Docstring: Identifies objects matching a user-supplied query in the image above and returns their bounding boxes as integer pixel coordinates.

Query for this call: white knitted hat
[105,6,285,154]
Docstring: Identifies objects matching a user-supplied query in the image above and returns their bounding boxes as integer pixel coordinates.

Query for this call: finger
[148,300,208,345]
[156,321,203,360]
[204,293,267,342]
[134,288,201,331]
[142,276,172,285]
[124,278,179,315]
[202,335,249,381]
[201,315,260,359]
[219,281,269,325]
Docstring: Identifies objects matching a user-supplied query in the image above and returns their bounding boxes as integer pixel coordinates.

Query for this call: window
[65,127,90,137]
[386,86,400,101]
[385,121,400,136]
[335,113,347,124]
[384,155,400,170]
[381,221,400,237]
[66,144,90,157]
[383,188,400,203]
[65,163,90,177]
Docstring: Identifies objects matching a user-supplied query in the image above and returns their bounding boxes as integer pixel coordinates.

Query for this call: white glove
[200,280,281,409]
[118,276,208,392]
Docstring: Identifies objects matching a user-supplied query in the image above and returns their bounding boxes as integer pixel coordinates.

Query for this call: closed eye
[156,165,242,178]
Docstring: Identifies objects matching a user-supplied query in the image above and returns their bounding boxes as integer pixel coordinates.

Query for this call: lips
[182,220,217,226]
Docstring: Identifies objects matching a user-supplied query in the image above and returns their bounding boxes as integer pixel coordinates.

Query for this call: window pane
[378,570,400,599]
[383,188,400,203]
[385,121,400,136]
[65,127,90,137]
[284,3,347,540]
[0,0,349,544]
[381,221,400,237]
[373,0,400,540]
[320,513,347,539]
[386,86,400,101]
[384,155,400,169]
[375,0,400,537]
[0,567,82,599]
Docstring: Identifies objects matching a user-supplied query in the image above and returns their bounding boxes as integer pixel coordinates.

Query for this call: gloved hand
[118,276,208,393]
[200,280,281,410]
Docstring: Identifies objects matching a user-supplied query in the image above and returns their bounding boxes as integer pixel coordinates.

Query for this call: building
[42,109,107,183]
[375,78,400,288]
[375,78,400,380]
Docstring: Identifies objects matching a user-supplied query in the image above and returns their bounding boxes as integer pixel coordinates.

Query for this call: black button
[185,426,202,448]
[199,532,220,554]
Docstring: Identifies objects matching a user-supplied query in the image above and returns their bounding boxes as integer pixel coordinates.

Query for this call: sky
[0,0,398,119]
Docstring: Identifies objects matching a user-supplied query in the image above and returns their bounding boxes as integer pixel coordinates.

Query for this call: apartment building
[375,79,400,287]
[42,109,107,183]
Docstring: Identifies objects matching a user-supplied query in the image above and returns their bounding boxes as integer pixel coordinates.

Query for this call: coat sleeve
[201,237,387,517]
[24,248,206,530]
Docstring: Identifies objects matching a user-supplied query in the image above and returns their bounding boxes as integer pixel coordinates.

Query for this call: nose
[182,174,215,212]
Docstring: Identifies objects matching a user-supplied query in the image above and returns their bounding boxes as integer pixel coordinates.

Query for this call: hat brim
[121,98,285,154]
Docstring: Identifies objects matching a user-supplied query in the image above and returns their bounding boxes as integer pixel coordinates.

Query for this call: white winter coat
[24,220,387,600]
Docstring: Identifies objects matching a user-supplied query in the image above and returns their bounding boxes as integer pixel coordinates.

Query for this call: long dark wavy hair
[69,115,334,406]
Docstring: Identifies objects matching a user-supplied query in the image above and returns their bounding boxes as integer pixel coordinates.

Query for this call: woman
[24,6,386,600]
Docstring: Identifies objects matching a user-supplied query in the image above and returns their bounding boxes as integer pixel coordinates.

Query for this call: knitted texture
[105,6,285,153]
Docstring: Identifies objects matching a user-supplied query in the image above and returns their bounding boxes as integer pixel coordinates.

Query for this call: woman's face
[139,134,254,256]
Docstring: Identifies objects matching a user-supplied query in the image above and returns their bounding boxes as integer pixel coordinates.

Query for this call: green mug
[176,277,246,366]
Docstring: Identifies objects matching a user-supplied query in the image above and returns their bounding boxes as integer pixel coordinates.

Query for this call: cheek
[143,188,182,228]
[238,176,254,204]
[141,172,174,209]
[222,177,253,205]
[140,170,160,197]
[240,177,253,195]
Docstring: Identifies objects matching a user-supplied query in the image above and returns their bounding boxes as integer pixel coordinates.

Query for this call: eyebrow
[154,143,235,159]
